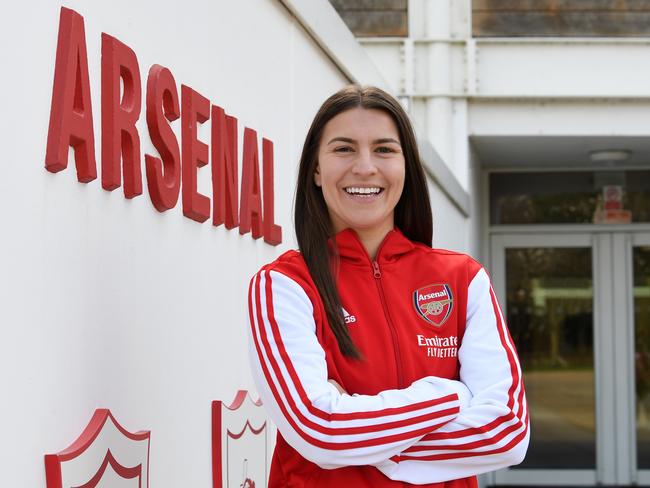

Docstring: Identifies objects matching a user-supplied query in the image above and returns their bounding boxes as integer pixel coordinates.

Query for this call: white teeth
[344,187,382,195]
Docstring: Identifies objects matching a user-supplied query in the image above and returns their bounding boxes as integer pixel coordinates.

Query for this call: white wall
[428,179,470,254]
[0,1,349,486]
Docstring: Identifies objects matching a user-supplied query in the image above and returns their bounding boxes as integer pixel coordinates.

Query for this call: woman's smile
[342,186,384,201]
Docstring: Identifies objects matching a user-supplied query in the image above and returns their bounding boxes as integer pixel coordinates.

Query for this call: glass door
[634,233,650,485]
[490,233,598,485]
[489,231,650,486]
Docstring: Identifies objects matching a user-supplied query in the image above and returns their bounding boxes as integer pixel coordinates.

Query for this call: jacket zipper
[372,259,405,388]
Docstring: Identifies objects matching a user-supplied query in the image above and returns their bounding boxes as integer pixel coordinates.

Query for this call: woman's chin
[341,218,394,235]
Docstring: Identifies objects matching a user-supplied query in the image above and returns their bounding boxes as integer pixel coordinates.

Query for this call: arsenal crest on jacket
[413,283,453,327]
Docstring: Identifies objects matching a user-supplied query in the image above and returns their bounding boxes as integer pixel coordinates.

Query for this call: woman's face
[314,107,405,236]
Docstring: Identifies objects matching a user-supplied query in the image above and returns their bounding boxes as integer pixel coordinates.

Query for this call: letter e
[181,85,211,223]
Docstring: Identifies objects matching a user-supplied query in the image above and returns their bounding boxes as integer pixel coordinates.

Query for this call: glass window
[472,1,650,38]
[490,170,650,225]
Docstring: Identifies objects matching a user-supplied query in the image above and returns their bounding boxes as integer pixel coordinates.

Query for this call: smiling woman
[292,86,433,359]
[247,85,530,487]
[315,107,405,259]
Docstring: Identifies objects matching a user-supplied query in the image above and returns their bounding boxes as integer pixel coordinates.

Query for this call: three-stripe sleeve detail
[248,268,463,461]
[397,268,529,461]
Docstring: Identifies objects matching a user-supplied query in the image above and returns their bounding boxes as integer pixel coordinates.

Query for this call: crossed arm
[247,267,529,481]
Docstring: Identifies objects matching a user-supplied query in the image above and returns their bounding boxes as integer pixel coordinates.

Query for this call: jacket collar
[330,227,415,265]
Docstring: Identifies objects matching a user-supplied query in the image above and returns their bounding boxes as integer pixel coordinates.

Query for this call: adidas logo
[342,307,357,324]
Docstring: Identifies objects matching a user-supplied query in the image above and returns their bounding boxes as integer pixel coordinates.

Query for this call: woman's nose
[351,149,378,175]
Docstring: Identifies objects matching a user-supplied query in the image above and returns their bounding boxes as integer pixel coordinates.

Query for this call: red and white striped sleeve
[375,267,530,483]
[247,268,472,469]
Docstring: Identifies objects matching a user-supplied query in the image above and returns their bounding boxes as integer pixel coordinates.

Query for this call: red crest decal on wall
[44,409,150,488]
[413,283,453,327]
[212,390,271,488]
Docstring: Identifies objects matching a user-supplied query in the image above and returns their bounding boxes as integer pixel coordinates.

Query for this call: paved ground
[519,369,650,468]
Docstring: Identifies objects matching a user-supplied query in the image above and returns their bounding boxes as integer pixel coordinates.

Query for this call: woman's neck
[352,223,394,261]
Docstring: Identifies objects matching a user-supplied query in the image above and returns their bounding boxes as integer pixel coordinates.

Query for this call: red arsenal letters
[45,6,282,245]
[145,65,181,212]
[45,7,96,182]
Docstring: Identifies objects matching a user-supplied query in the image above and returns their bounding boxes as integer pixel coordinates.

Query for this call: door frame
[487,227,650,486]
[490,232,599,486]
[633,232,650,486]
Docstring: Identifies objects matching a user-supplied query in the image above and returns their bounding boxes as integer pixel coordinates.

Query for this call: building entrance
[488,230,650,486]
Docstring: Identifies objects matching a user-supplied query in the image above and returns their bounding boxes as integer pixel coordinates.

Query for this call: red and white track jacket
[248,228,529,486]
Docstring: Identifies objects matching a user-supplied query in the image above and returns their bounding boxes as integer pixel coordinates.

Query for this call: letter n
[239,128,263,239]
[45,7,97,182]
[211,106,238,229]
[101,33,142,198]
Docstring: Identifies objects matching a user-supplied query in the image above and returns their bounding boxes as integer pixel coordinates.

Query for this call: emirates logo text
[417,334,458,358]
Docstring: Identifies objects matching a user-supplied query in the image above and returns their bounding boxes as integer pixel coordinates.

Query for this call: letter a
[239,128,263,239]
[45,7,97,182]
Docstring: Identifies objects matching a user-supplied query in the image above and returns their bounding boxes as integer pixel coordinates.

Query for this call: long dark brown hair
[294,85,433,358]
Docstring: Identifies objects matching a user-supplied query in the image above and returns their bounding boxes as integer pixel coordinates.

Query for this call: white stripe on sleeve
[248,269,471,468]
[375,268,530,483]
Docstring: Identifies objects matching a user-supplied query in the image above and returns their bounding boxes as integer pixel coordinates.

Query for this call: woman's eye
[334,146,353,153]
[376,146,395,154]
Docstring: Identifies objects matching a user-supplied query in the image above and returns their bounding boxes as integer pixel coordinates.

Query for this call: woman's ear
[314,164,322,187]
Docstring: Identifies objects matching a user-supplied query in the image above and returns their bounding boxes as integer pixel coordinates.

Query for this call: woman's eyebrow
[326,137,401,145]
[327,137,355,145]
[373,138,401,145]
